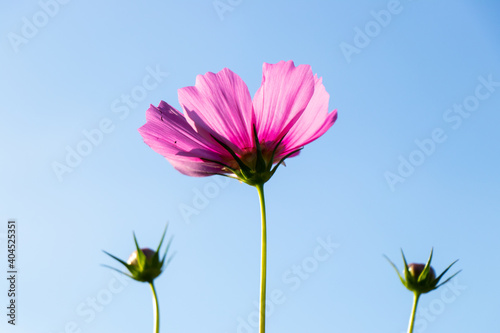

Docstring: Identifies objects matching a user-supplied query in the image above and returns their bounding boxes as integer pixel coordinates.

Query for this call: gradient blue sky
[1,1,500,332]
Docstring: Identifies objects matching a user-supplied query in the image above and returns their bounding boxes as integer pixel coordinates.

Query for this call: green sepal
[103,250,130,268]
[435,260,461,289]
[401,249,413,287]
[101,264,135,280]
[207,125,305,186]
[418,248,434,283]
[384,254,405,286]
[253,125,267,174]
[133,232,147,270]
[270,148,302,178]
[210,134,252,177]
[269,132,287,167]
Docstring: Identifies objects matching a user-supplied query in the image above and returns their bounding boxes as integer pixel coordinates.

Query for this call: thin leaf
[101,264,134,280]
[401,249,415,284]
[434,259,459,284]
[253,125,266,173]
[384,255,405,285]
[435,269,462,289]
[270,148,302,175]
[200,158,237,174]
[210,134,251,175]
[419,248,434,282]
[164,252,176,268]
[133,232,146,269]
[103,250,129,268]
[161,237,174,265]
[156,224,168,253]
[268,131,288,171]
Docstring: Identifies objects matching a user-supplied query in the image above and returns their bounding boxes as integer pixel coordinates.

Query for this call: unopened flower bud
[103,226,174,283]
[128,248,163,282]
[128,248,156,266]
[385,248,460,295]
[408,263,435,281]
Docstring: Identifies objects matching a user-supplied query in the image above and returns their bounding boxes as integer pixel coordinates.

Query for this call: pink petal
[138,101,230,177]
[252,61,315,145]
[282,75,338,154]
[178,68,254,154]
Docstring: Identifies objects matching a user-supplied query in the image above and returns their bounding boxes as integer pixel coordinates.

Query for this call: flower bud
[128,248,156,266]
[408,263,436,281]
[125,247,164,283]
[385,248,460,295]
[103,226,174,283]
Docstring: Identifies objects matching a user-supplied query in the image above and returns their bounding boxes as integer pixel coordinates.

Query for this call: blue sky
[1,1,499,332]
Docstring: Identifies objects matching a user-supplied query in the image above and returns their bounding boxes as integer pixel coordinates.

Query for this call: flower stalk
[256,183,267,333]
[150,281,160,333]
[407,292,420,333]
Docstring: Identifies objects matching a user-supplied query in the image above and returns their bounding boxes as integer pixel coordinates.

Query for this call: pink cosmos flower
[139,60,337,185]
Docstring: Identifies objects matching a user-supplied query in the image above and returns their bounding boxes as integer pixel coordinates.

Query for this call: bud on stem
[385,248,461,333]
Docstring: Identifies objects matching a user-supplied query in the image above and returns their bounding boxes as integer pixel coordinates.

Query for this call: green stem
[150,281,160,333]
[407,292,421,333]
[256,183,267,333]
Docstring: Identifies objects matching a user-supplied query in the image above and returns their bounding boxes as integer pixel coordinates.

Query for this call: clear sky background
[1,1,499,332]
